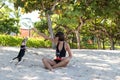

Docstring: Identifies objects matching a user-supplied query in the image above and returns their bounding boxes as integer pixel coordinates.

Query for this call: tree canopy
[1,0,120,49]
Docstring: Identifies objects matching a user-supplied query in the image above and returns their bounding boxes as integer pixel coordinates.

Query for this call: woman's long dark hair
[55,32,65,41]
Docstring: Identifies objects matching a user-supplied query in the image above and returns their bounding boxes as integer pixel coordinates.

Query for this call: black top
[56,42,66,58]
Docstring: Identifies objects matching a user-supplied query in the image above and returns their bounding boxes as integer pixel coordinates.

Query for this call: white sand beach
[0,46,120,80]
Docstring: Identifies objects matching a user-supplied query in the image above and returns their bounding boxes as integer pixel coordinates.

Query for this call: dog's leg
[9,57,17,63]
[15,57,22,65]
[12,57,17,60]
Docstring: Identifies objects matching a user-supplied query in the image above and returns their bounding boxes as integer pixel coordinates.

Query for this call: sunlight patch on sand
[1,67,13,71]
[23,76,38,80]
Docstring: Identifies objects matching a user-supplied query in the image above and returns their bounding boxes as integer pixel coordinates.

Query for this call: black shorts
[54,59,61,63]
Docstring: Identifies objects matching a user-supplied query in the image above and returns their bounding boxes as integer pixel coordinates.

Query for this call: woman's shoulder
[64,42,70,48]
[64,41,69,44]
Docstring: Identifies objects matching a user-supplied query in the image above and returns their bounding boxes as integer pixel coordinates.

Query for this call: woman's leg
[42,57,56,71]
[52,57,70,69]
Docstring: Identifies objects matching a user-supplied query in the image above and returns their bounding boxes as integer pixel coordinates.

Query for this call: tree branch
[77,16,83,31]
[41,0,45,10]
[0,3,5,9]
[51,0,62,11]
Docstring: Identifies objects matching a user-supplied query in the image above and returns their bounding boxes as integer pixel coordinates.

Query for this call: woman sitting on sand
[33,28,72,71]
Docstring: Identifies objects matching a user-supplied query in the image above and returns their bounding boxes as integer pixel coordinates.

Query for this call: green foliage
[14,0,58,13]
[27,38,51,48]
[79,0,120,18]
[13,0,120,49]
[0,1,20,35]
[27,38,44,48]
[0,2,12,19]
[69,43,77,49]
[0,18,19,34]
[80,36,97,49]
[0,35,51,48]
[0,35,21,46]
[81,43,97,49]
[34,19,48,33]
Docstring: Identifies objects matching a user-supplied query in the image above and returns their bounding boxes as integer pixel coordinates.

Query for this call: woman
[34,28,72,71]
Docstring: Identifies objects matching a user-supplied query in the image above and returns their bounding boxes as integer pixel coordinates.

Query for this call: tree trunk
[74,17,83,49]
[97,37,101,49]
[102,39,105,49]
[75,31,80,49]
[47,14,55,48]
[110,38,115,50]
[41,0,59,48]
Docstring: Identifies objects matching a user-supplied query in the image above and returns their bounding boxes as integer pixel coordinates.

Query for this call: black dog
[10,37,28,64]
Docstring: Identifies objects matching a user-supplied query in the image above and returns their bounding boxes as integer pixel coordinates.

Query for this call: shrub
[0,35,51,48]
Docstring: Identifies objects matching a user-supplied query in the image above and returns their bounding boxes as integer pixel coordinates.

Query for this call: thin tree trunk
[41,0,59,48]
[74,17,83,49]
[110,38,115,50]
[75,31,80,49]
[97,37,101,49]
[102,39,105,49]
[47,14,54,48]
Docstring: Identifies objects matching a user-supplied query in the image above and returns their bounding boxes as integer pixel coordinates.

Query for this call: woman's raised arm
[33,28,54,42]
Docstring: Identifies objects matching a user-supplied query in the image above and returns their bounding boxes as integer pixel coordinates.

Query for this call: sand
[0,46,120,80]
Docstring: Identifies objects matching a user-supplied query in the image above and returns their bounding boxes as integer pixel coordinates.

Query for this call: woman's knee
[63,57,70,63]
[42,57,47,62]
